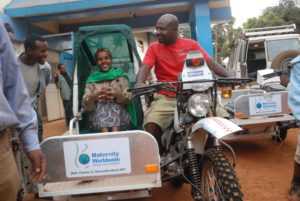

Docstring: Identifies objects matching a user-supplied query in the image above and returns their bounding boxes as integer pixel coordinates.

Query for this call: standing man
[135,14,229,154]
[288,55,300,201]
[0,21,46,201]
[53,64,73,126]
[18,35,51,142]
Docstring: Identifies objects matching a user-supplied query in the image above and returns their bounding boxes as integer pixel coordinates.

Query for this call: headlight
[187,94,210,117]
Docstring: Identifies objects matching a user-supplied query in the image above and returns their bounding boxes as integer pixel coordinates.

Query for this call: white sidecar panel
[38,130,161,197]
[230,113,295,126]
[234,91,290,118]
[218,89,265,109]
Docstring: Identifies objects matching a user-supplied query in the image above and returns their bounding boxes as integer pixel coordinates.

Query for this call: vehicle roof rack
[243,24,296,37]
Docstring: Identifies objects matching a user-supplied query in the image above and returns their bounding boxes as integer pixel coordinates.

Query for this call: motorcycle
[37,44,249,200]
[128,51,253,201]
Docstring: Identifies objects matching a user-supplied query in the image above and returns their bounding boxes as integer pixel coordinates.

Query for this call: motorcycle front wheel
[200,149,243,201]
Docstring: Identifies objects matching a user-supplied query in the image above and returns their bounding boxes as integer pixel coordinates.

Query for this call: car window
[266,39,300,60]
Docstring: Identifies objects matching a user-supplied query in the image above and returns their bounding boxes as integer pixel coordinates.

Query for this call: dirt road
[24,120,298,201]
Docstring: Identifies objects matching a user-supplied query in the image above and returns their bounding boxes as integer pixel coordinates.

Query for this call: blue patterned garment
[91,101,130,131]
[288,55,300,120]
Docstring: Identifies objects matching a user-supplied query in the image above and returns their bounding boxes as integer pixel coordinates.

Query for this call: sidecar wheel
[200,149,243,201]
[272,129,287,142]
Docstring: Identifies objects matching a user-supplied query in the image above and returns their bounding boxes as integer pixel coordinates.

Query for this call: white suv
[227,24,300,86]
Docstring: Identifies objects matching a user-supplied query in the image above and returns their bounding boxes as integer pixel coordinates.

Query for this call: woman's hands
[93,86,117,102]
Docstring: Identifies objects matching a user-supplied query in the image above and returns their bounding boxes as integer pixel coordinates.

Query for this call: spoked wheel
[200,149,243,201]
[272,128,287,142]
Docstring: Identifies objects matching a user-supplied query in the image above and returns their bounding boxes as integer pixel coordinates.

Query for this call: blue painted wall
[0,13,53,41]
[5,0,155,17]
[2,0,232,58]
[0,13,28,41]
[190,0,214,58]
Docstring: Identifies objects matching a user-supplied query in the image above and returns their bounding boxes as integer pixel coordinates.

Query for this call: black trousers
[63,100,72,126]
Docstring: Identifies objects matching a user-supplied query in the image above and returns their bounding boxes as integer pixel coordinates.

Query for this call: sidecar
[38,25,161,200]
[218,70,295,142]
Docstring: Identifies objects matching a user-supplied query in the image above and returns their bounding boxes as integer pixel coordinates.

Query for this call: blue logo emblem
[79,153,90,165]
[256,103,262,109]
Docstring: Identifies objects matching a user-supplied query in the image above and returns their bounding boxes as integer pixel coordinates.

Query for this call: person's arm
[54,73,62,89]
[114,77,131,104]
[82,83,97,111]
[45,62,52,86]
[206,58,230,77]
[135,64,152,87]
[135,44,156,87]
[0,23,45,182]
[197,43,229,77]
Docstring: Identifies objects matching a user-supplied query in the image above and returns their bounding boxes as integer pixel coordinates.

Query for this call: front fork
[186,135,221,201]
[186,136,202,200]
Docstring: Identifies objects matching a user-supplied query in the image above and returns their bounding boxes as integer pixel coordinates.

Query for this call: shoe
[289,181,300,201]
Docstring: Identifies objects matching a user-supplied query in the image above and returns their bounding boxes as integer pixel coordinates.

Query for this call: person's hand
[92,90,103,101]
[27,150,46,182]
[105,87,117,101]
[52,72,58,78]
[92,87,116,101]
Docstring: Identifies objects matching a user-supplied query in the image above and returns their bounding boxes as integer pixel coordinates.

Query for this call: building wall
[134,33,148,60]
[133,32,158,82]
[134,32,157,60]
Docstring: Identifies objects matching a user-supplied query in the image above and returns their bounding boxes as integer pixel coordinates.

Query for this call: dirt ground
[24,119,298,201]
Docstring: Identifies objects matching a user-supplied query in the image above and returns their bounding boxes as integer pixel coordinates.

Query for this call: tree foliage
[243,0,300,31]
[212,0,300,63]
[212,18,242,63]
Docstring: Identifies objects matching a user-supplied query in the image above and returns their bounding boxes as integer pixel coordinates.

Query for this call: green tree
[212,18,242,63]
[243,0,300,32]
[212,0,299,63]
[178,27,191,38]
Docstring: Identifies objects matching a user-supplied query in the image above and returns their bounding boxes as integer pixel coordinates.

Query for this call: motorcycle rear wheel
[200,149,243,201]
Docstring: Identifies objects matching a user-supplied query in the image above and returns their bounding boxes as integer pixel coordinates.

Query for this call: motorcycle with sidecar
[37,25,245,201]
[218,68,296,142]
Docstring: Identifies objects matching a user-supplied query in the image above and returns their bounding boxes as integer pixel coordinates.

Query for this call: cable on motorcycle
[219,139,237,168]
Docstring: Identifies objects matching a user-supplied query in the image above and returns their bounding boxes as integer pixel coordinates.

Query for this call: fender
[190,117,242,154]
[192,117,242,138]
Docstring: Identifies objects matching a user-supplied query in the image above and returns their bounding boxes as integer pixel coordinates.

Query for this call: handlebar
[263,69,291,79]
[128,78,254,95]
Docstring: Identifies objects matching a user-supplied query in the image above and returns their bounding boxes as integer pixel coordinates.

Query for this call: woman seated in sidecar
[82,48,132,132]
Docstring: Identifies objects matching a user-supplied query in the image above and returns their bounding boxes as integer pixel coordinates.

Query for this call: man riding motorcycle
[135,13,229,154]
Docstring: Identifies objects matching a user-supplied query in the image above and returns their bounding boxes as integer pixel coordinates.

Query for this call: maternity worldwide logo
[63,138,132,178]
[75,143,90,168]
